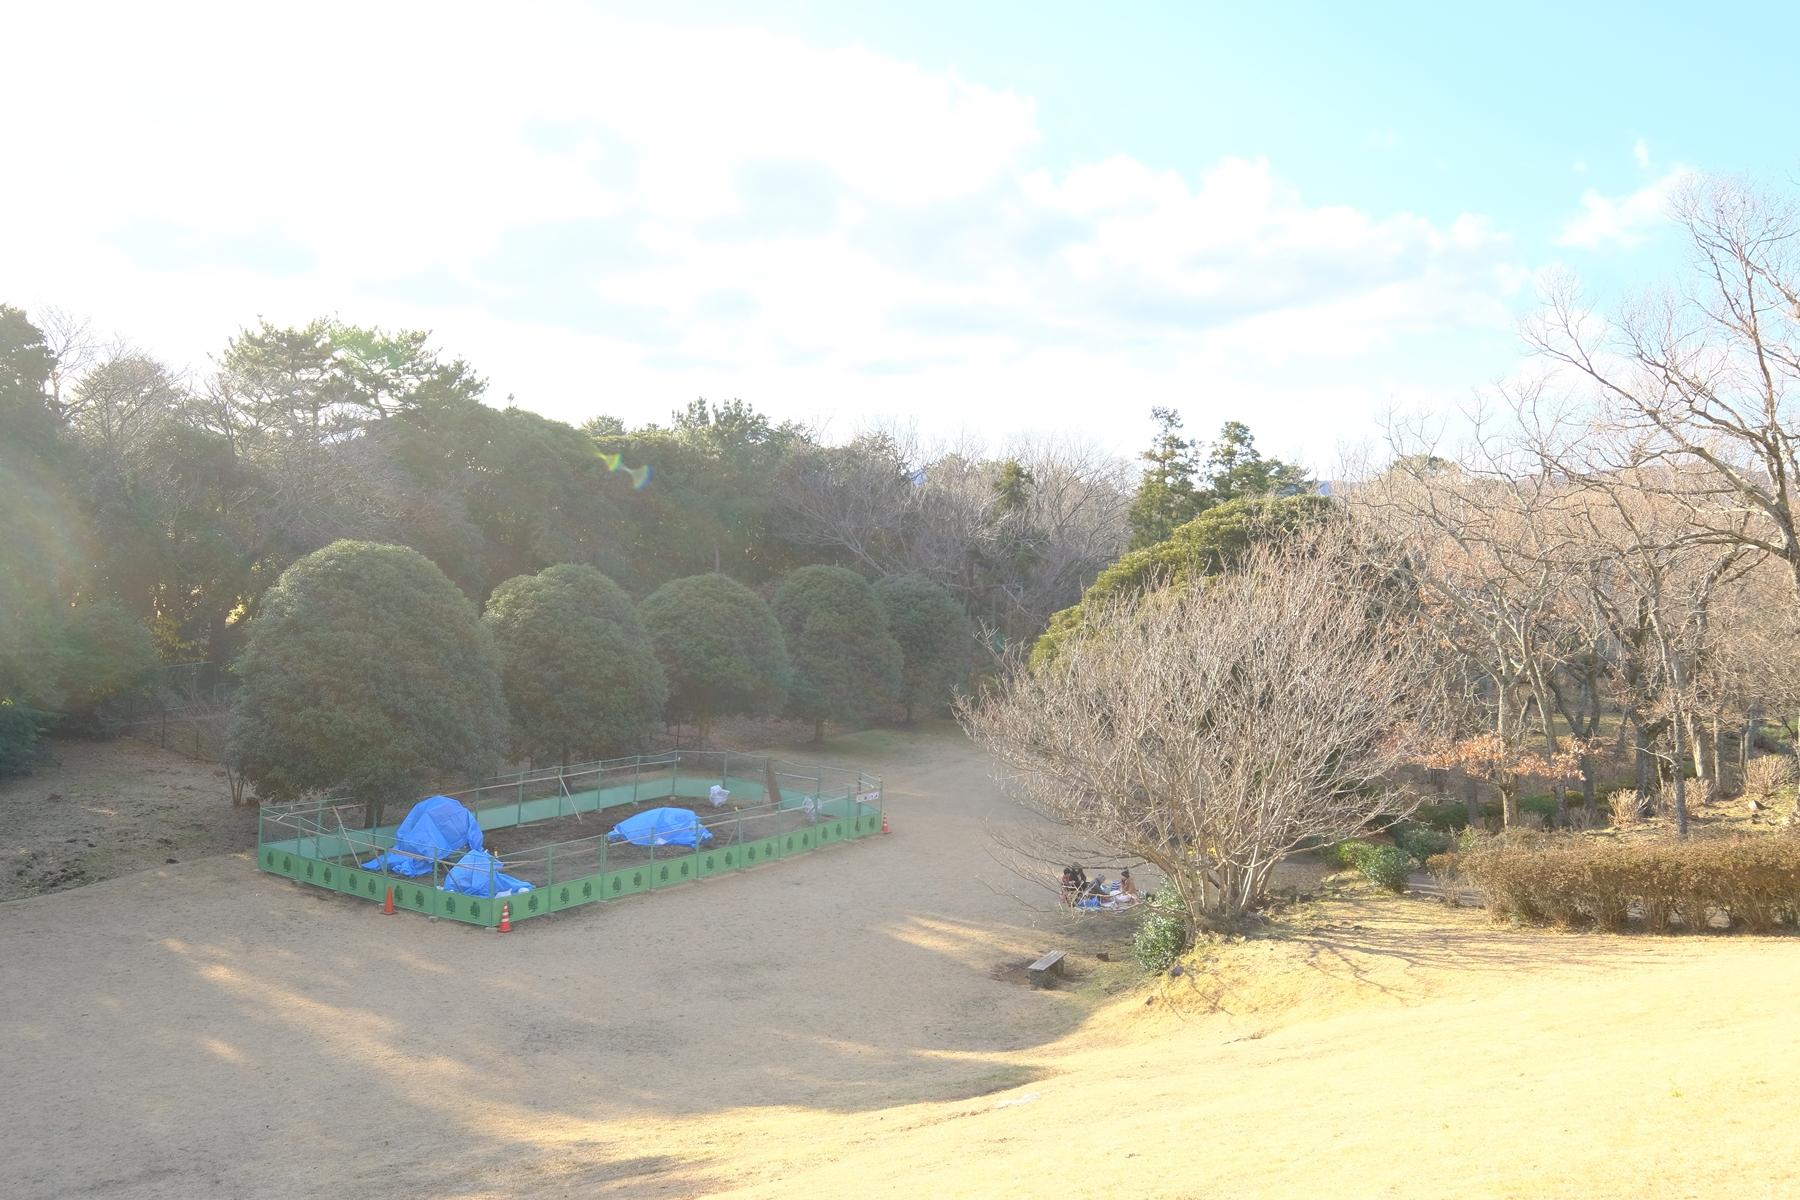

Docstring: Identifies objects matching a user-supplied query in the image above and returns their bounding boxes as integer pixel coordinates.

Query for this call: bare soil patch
[0,736,255,901]
[476,796,826,877]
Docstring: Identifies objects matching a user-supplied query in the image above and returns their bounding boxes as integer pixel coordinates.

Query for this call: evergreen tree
[875,575,973,723]
[640,572,790,745]
[484,563,667,764]
[1125,407,1199,549]
[227,541,506,825]
[774,566,901,742]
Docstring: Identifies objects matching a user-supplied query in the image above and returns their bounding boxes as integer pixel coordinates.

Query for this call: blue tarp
[606,806,713,847]
[440,849,533,896]
[361,794,485,876]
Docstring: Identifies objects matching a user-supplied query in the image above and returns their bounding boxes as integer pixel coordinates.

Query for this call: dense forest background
[0,303,1306,772]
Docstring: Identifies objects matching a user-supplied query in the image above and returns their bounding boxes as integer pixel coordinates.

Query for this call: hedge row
[1438,835,1800,933]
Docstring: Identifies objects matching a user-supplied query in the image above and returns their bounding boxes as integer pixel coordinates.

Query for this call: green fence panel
[440,891,491,924]
[391,881,433,915]
[511,888,549,921]
[603,864,649,900]
[741,835,782,866]
[648,856,698,889]
[551,873,605,912]
[697,848,724,877]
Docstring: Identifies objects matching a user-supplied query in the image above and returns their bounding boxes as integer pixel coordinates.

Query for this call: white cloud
[0,0,1526,468]
[1633,137,1650,169]
[1555,168,1694,250]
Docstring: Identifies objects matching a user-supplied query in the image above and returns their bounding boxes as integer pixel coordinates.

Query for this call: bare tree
[1353,432,1578,826]
[782,426,1132,640]
[1517,178,1800,707]
[36,305,99,417]
[958,524,1447,937]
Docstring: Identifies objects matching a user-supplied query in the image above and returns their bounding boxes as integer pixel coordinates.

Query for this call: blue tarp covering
[361,794,485,876]
[440,849,533,896]
[607,806,713,847]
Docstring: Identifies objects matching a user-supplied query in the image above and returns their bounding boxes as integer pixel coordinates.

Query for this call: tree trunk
[1499,779,1520,829]
[1463,775,1480,826]
[1709,714,1723,800]
[1633,724,1653,808]
[1687,712,1710,804]
[1669,712,1690,837]
[812,717,824,745]
[903,699,915,725]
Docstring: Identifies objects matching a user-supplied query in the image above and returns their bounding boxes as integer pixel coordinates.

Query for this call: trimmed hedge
[1447,835,1800,933]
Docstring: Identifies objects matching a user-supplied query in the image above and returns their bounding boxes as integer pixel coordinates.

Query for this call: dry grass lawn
[2,724,1796,1198]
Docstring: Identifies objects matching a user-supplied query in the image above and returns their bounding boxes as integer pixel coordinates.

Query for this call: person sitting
[1081,873,1108,902]
[1060,864,1088,906]
[1107,868,1142,908]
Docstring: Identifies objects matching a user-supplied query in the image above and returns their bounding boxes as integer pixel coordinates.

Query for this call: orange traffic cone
[498,901,512,933]
[881,811,890,834]
[382,885,395,915]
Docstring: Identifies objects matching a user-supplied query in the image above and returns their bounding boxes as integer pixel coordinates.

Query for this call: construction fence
[256,750,884,928]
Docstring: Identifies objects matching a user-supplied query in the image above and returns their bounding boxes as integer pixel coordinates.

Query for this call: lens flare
[593,447,653,489]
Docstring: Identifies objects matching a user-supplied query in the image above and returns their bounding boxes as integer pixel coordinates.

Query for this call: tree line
[0,299,1307,778]
[224,540,974,822]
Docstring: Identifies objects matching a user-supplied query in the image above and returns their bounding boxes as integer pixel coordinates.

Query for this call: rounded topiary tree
[484,563,667,764]
[774,565,901,743]
[875,575,972,723]
[639,572,789,747]
[227,540,506,826]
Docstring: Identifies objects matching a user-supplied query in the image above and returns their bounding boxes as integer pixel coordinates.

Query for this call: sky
[4,0,1797,472]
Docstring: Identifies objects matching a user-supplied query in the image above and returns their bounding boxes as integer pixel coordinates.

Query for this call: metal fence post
[671,756,679,801]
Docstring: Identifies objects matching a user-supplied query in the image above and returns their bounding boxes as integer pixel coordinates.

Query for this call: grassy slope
[634,891,1800,1199]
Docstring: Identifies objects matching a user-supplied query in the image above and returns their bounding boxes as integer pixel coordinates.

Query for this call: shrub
[1356,845,1413,892]
[1607,789,1643,828]
[1411,800,1472,832]
[1744,755,1797,800]
[1458,835,1800,933]
[1424,851,1461,900]
[1326,839,1376,871]
[1393,823,1454,861]
[0,698,42,775]
[1132,891,1189,972]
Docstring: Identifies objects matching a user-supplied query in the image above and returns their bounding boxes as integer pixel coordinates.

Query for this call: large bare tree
[958,525,1447,937]
[1517,179,1800,706]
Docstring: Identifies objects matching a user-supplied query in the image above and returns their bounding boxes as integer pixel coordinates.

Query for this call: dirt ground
[5,724,1800,1199]
[0,736,255,901]
[478,797,826,879]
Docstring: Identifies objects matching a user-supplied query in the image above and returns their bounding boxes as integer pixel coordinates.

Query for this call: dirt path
[5,724,1800,1198]
[0,737,255,901]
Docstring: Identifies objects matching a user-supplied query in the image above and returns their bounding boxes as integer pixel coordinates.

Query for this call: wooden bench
[1027,950,1067,987]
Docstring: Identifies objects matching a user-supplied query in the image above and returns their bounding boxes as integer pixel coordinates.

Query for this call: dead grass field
[3,724,1798,1199]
